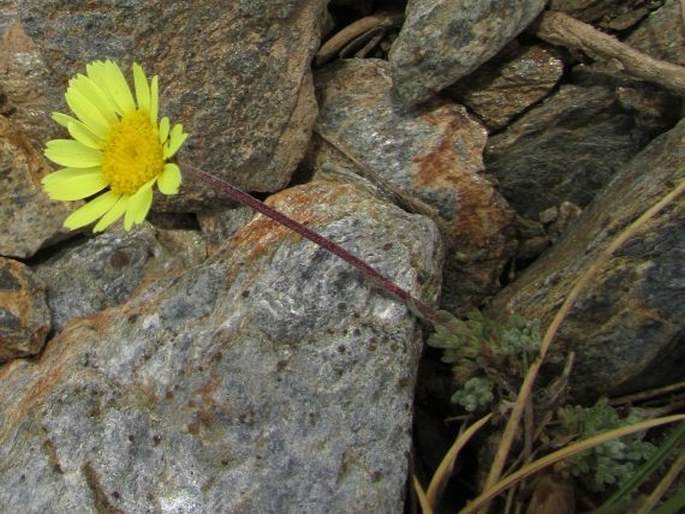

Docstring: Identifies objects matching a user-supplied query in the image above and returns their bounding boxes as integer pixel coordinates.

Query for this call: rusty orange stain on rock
[411,106,514,247]
[0,258,50,362]
[220,180,368,266]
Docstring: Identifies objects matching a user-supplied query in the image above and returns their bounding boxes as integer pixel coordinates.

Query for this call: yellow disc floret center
[101,110,164,196]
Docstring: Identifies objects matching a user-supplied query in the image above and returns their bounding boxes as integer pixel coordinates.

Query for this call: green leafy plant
[451,376,495,412]
[595,420,685,514]
[556,398,657,491]
[428,310,541,408]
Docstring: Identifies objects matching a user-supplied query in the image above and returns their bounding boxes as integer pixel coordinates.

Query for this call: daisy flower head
[42,59,188,232]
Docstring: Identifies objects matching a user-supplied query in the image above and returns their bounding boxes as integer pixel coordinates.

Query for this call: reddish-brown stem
[181,163,442,324]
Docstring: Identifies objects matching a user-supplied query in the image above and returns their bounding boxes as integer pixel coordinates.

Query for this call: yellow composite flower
[42,59,188,232]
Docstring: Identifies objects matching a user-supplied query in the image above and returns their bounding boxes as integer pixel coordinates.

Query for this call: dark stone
[488,118,685,399]
[485,80,679,219]
[626,0,685,66]
[447,43,564,131]
[549,0,665,31]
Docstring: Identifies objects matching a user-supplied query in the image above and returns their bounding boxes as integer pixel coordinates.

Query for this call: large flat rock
[0,177,442,512]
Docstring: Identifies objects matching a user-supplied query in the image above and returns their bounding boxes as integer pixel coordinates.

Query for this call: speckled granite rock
[389,0,547,105]
[33,224,206,333]
[0,177,442,512]
[4,0,324,209]
[310,59,515,314]
[0,256,49,362]
[0,116,76,258]
[196,206,256,257]
[489,117,685,400]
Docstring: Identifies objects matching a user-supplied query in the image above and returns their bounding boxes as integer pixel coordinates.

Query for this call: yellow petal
[158,116,170,144]
[43,169,108,201]
[69,73,118,124]
[67,121,103,149]
[86,60,120,114]
[149,75,159,124]
[158,163,181,195]
[65,86,110,139]
[104,60,135,114]
[52,112,77,129]
[124,179,154,229]
[45,139,103,168]
[42,166,101,186]
[163,124,188,159]
[63,190,120,230]
[93,194,130,232]
[85,60,108,87]
[132,63,150,114]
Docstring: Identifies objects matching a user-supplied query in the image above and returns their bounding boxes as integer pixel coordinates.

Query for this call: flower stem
[181,163,442,324]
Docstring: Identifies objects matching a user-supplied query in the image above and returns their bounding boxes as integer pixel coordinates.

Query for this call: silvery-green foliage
[427,310,541,394]
[557,398,656,491]
[450,376,495,412]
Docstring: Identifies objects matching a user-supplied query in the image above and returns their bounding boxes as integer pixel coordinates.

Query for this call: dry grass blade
[611,380,685,406]
[460,414,685,514]
[426,414,493,509]
[480,179,685,505]
[413,475,434,514]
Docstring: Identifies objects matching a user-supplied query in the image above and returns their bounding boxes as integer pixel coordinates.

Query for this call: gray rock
[310,59,515,314]
[196,205,257,257]
[8,0,324,205]
[0,256,49,362]
[0,21,58,149]
[488,118,685,399]
[34,224,205,333]
[447,43,564,131]
[0,115,74,258]
[485,81,678,219]
[549,0,663,31]
[389,0,547,105]
[0,177,442,512]
[626,0,685,67]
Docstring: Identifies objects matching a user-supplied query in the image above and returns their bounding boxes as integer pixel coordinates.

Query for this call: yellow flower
[42,59,188,232]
